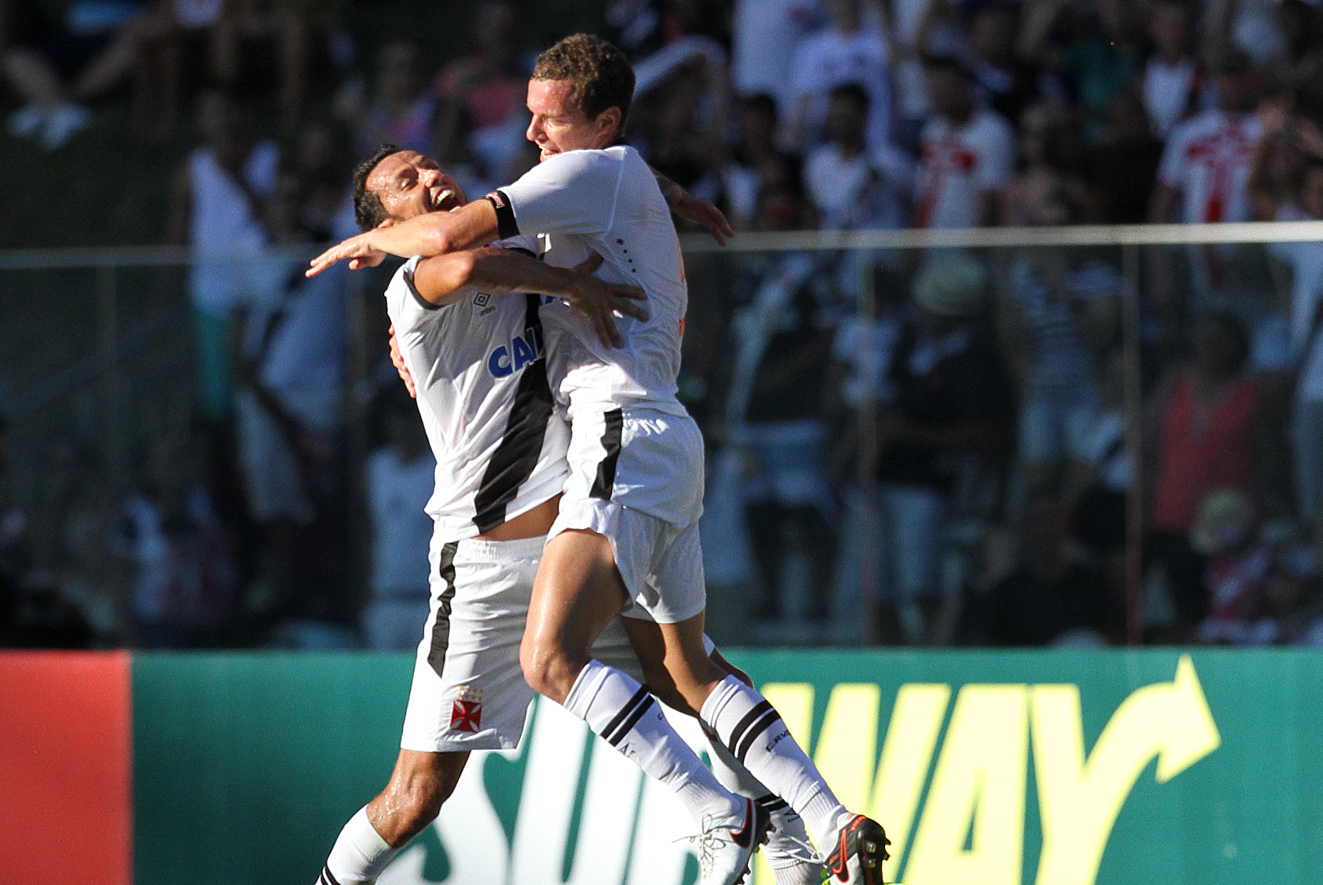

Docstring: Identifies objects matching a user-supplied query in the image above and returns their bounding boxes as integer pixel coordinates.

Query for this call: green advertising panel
[132,649,1323,885]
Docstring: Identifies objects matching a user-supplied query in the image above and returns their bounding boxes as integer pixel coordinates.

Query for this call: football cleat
[692,798,772,885]
[823,814,890,885]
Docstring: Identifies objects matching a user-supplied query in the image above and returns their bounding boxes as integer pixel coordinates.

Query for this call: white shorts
[400,532,645,753]
[562,407,705,528]
[550,497,707,624]
[550,406,708,624]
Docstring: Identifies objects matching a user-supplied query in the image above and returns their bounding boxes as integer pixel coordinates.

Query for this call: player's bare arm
[413,247,647,347]
[653,167,734,246]
[307,198,500,277]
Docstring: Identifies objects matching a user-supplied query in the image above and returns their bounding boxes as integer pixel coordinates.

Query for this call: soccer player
[310,35,889,885]
[316,150,823,885]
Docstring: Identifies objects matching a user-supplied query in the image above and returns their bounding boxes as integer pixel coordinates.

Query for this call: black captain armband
[485,190,521,239]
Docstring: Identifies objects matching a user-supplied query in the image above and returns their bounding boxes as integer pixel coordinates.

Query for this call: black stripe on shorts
[426,542,460,678]
[589,409,624,499]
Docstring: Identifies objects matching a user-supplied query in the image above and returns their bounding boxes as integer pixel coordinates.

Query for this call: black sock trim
[735,708,783,764]
[602,686,651,747]
[725,699,773,755]
[322,865,343,885]
[757,795,789,812]
[614,695,656,745]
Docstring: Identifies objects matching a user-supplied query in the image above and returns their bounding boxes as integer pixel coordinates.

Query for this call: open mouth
[432,186,458,211]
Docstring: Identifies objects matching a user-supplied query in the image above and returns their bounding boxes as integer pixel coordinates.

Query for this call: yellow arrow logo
[755,656,1219,885]
[1031,654,1221,885]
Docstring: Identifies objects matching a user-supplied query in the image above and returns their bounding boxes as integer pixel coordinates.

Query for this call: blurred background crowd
[4,0,1323,651]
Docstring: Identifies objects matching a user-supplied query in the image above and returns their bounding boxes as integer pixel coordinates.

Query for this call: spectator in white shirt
[913,53,1015,229]
[721,92,798,230]
[1143,0,1204,140]
[731,0,824,113]
[786,0,893,153]
[805,82,913,230]
[1150,49,1262,225]
[363,388,436,650]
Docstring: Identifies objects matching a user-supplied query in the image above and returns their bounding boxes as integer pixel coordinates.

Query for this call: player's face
[366,150,467,221]
[525,77,617,162]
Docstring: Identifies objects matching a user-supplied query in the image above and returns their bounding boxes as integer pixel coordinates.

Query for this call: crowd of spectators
[6,0,1323,650]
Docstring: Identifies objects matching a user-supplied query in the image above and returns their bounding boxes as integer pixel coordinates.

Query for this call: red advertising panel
[0,651,132,885]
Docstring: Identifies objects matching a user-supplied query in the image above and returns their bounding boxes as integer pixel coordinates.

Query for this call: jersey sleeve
[490,149,622,237]
[384,255,442,333]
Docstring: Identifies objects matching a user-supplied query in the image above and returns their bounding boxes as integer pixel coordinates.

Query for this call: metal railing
[4,220,1320,647]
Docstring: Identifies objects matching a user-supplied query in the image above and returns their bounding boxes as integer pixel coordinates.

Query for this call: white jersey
[384,241,570,540]
[914,108,1015,229]
[487,145,689,419]
[1157,110,1260,224]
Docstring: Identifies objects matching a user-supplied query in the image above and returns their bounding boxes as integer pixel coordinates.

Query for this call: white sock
[704,728,820,875]
[700,675,849,850]
[565,658,743,824]
[320,807,398,885]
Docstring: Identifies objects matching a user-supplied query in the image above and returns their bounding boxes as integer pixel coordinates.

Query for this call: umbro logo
[474,292,491,307]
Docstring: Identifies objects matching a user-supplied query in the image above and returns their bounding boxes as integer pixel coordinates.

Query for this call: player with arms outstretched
[315,149,825,885]
[311,34,889,885]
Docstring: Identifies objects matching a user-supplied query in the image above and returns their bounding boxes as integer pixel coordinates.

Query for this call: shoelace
[676,814,735,879]
[772,829,825,866]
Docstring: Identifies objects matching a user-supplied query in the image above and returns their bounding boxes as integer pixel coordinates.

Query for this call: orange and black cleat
[824,814,890,885]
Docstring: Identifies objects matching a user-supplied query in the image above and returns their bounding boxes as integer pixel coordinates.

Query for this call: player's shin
[565,658,745,824]
[699,675,851,851]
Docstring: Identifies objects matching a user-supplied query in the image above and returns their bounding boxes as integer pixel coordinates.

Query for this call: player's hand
[573,252,605,275]
[671,193,734,246]
[568,273,648,349]
[388,324,417,398]
[306,232,387,277]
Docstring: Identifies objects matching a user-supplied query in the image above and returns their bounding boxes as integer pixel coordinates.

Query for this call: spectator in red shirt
[1147,312,1268,634]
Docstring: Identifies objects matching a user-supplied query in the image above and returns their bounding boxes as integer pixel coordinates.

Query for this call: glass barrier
[2,224,1322,651]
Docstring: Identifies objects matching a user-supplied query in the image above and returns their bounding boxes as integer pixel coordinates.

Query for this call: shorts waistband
[570,403,690,424]
[451,533,548,561]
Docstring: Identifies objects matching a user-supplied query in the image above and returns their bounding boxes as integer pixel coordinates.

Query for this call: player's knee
[520,636,577,703]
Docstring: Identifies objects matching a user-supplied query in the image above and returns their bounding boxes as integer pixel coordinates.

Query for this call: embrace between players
[306,34,888,885]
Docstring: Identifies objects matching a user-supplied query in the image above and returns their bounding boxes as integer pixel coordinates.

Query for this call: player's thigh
[527,528,631,661]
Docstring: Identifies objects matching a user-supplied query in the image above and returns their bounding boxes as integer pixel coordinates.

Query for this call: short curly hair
[531,34,634,135]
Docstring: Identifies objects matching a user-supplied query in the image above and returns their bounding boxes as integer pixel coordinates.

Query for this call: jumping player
[314,150,825,885]
[310,35,889,885]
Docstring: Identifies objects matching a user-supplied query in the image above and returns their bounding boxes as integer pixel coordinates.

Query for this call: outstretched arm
[307,198,501,276]
[413,248,648,348]
[654,167,734,245]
